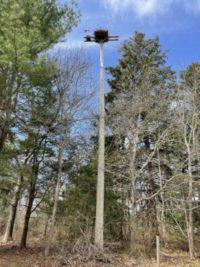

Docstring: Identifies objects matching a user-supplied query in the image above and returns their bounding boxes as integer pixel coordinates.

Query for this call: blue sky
[57,0,200,78]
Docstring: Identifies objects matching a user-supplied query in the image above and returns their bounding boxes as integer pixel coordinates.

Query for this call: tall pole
[95,42,105,250]
[84,29,118,251]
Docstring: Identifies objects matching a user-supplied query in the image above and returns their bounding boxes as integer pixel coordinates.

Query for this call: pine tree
[106,32,175,253]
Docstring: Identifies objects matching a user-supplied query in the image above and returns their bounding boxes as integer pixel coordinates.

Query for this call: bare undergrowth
[58,237,112,266]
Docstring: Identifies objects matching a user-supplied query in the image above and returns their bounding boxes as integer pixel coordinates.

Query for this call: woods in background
[0,0,200,262]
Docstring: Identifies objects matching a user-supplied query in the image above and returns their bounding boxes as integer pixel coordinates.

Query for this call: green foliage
[0,0,80,155]
[180,62,200,88]
[107,32,174,103]
[27,57,58,88]
[59,155,123,241]
[0,0,79,70]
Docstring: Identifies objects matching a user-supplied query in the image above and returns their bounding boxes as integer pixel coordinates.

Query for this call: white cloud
[102,0,200,17]
[183,0,200,14]
[103,0,172,16]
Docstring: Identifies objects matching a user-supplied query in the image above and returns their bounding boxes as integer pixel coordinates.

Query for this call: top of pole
[84,28,118,43]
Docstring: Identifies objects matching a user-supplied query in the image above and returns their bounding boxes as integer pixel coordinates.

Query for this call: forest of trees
[0,0,200,266]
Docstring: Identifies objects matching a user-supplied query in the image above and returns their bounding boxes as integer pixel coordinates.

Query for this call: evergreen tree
[0,0,79,153]
[106,32,175,253]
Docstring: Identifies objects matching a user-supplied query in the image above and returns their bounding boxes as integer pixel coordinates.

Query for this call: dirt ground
[0,242,200,267]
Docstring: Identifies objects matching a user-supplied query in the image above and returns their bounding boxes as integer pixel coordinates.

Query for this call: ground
[0,242,200,267]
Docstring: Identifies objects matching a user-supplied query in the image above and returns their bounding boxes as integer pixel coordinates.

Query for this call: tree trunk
[184,118,194,260]
[130,193,136,252]
[147,160,158,253]
[129,145,137,252]
[3,175,23,242]
[129,115,140,253]
[44,67,69,256]
[187,154,194,259]
[157,150,166,241]
[45,140,64,256]
[20,173,37,249]
[43,216,50,240]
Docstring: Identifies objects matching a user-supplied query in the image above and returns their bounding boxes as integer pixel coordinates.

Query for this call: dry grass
[0,241,200,267]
